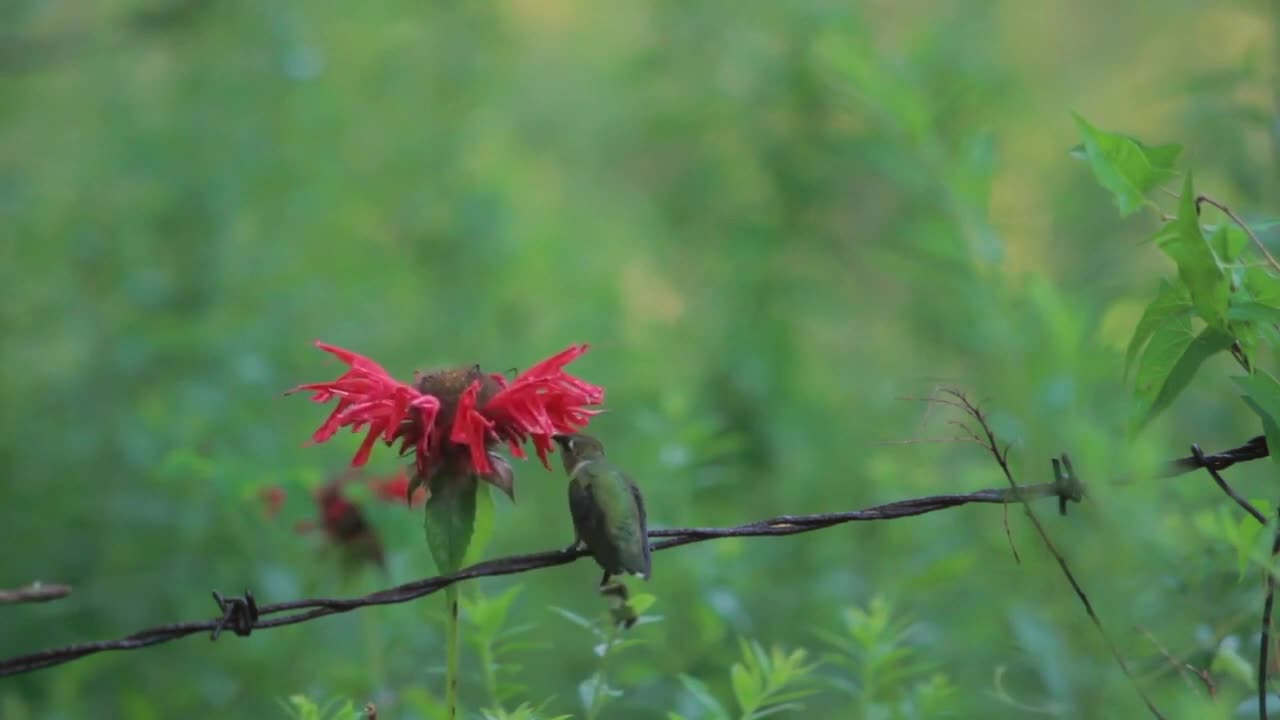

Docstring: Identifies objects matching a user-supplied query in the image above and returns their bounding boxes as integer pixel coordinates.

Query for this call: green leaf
[549,607,600,634]
[1235,371,1280,467]
[1124,280,1192,378]
[1134,326,1233,431]
[629,593,657,615]
[423,474,479,574]
[731,663,760,714]
[1228,302,1280,326]
[1153,173,1229,329]
[1245,267,1280,306]
[1071,113,1182,216]
[1210,642,1256,688]
[1209,223,1249,263]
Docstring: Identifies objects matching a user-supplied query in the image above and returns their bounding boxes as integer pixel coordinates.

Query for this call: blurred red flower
[288,342,603,491]
[369,471,428,508]
[258,486,286,519]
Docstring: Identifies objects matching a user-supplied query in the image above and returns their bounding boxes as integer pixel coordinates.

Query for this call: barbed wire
[0,433,1268,681]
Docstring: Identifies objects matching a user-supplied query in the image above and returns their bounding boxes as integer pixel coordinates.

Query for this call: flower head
[288,341,603,494]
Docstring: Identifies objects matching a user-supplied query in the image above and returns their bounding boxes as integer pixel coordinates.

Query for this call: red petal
[292,342,439,470]
[450,381,495,474]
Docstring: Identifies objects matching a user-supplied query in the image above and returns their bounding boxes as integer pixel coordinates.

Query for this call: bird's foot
[599,581,638,629]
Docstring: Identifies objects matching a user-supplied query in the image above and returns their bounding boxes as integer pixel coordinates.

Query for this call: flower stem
[445,586,461,720]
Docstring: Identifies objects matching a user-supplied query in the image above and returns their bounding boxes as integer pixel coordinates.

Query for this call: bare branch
[945,390,1165,719]
[0,583,71,606]
[1262,517,1280,720]
[1196,194,1280,275]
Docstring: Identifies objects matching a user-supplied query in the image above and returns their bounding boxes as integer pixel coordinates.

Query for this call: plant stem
[363,606,386,694]
[586,626,618,720]
[445,586,461,720]
[479,624,500,710]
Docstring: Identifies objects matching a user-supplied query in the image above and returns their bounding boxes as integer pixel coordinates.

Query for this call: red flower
[289,342,442,468]
[289,341,603,489]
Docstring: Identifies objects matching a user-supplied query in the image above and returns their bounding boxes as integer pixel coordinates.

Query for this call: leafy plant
[479,702,572,720]
[672,639,818,720]
[464,585,544,711]
[277,694,360,720]
[1073,114,1280,433]
[817,596,954,719]
[552,592,660,719]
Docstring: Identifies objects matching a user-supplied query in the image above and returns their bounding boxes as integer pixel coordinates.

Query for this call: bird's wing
[626,473,652,579]
[568,472,606,544]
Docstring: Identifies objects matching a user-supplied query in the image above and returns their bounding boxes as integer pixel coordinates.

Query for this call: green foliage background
[4,1,1280,718]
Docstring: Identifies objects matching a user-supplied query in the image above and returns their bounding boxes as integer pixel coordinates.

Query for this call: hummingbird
[555,433,651,587]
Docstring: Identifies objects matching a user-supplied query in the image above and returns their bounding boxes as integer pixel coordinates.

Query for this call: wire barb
[210,590,259,641]
[1051,454,1085,516]
[1191,444,1267,525]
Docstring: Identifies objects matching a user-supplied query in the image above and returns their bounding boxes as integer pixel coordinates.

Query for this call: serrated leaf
[1134,326,1233,431]
[731,664,760,714]
[1245,267,1280,306]
[423,474,479,574]
[1072,113,1182,216]
[1210,224,1250,263]
[1235,371,1280,467]
[629,593,656,615]
[1153,173,1229,329]
[1124,280,1192,378]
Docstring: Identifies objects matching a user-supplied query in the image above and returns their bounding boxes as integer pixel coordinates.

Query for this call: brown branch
[1136,625,1216,699]
[1262,515,1280,720]
[942,389,1165,720]
[1196,194,1280,275]
[0,583,71,606]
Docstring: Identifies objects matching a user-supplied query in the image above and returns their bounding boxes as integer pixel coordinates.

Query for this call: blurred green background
[4,1,1280,718]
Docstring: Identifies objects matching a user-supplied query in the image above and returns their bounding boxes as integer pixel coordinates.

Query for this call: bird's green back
[571,459,650,578]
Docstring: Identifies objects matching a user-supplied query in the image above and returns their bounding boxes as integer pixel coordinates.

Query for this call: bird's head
[554,433,606,473]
